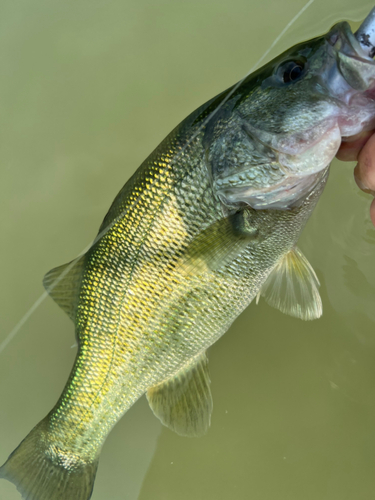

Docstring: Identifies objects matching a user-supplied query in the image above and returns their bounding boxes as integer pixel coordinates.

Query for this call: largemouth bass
[2,12,375,500]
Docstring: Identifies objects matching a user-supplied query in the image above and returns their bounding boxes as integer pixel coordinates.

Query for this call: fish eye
[278,59,306,83]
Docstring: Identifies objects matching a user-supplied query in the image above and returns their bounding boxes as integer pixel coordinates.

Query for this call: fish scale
[44,119,322,458]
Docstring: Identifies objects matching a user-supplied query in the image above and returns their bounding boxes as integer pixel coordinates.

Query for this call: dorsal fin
[147,352,213,437]
[258,247,322,321]
[43,256,86,321]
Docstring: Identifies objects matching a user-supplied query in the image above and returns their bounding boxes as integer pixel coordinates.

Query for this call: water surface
[1,1,375,499]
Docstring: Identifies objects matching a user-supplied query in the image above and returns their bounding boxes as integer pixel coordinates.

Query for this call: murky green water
[1,1,375,499]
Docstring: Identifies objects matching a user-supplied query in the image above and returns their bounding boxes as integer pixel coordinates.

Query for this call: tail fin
[0,418,98,500]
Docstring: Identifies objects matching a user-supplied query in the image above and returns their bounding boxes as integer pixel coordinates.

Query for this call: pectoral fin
[147,352,213,437]
[43,256,86,321]
[258,247,322,320]
[179,211,259,275]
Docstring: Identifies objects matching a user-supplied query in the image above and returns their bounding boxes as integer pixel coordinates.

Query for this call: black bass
[2,12,375,500]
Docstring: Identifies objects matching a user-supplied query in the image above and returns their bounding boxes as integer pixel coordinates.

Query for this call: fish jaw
[320,22,375,135]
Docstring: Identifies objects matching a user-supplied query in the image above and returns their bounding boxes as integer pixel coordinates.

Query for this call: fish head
[206,20,375,210]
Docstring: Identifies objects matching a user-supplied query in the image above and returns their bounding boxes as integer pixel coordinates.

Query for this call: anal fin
[259,247,322,321]
[147,352,213,437]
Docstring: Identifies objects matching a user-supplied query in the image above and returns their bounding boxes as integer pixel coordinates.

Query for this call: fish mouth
[322,22,375,109]
[322,22,375,139]
[341,5,375,156]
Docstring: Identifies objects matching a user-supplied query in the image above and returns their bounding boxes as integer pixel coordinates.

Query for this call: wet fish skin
[45,108,323,451]
[1,19,375,500]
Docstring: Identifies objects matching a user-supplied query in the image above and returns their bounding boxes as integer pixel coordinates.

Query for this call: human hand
[336,130,375,226]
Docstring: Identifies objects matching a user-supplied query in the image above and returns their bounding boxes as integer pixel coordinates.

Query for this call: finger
[353,164,375,194]
[336,130,374,161]
[355,133,375,192]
